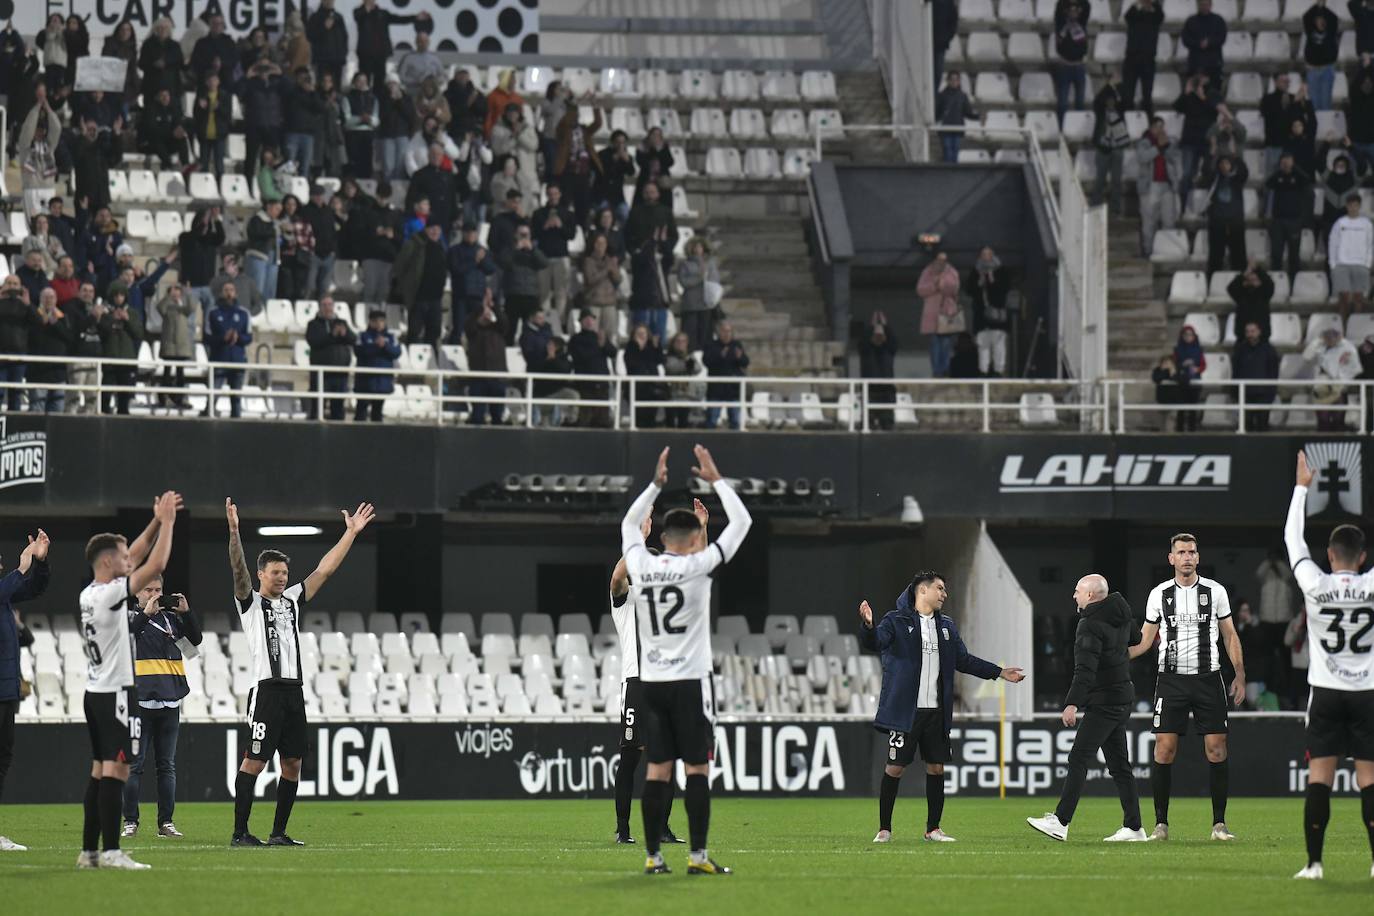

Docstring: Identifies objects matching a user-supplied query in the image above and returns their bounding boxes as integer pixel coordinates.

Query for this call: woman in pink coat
[917,251,962,376]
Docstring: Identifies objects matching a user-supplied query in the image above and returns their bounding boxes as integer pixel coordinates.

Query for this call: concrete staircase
[1106,215,1171,378]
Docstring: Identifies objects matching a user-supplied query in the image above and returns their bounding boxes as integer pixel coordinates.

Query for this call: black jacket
[1174,88,1220,147]
[1181,11,1227,74]
[307,7,350,65]
[1354,0,1374,55]
[177,219,226,287]
[306,315,356,367]
[1349,71,1374,143]
[1304,6,1341,66]
[1206,160,1249,221]
[1064,592,1140,708]
[1227,272,1274,338]
[1232,338,1280,402]
[1124,3,1164,59]
[1268,167,1313,220]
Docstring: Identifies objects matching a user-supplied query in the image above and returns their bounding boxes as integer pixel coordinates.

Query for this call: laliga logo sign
[999,453,1230,493]
[0,418,46,491]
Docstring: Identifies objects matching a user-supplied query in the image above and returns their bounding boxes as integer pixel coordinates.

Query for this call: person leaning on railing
[27,288,72,414]
[203,285,252,419]
[98,282,144,417]
[0,278,33,412]
[154,285,197,410]
[663,332,701,430]
[1231,321,1279,432]
[354,309,401,423]
[530,336,578,428]
[859,313,898,432]
[305,298,356,422]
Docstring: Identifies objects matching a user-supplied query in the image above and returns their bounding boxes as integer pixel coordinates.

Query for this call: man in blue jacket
[447,222,496,346]
[1,529,51,852]
[354,309,401,422]
[859,571,1024,843]
[203,284,253,419]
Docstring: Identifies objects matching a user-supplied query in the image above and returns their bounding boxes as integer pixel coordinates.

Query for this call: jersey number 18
[642,585,687,636]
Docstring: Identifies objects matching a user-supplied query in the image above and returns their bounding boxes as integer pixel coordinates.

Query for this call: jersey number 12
[643,585,687,636]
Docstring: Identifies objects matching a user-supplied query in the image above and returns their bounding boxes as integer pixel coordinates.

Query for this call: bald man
[1028,575,1146,842]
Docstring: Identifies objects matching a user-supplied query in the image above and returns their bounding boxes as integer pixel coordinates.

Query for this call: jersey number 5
[643,585,687,636]
[1317,607,1374,654]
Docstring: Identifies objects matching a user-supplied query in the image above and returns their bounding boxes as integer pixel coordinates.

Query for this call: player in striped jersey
[1130,533,1246,842]
[227,497,375,848]
[77,491,181,870]
[1287,451,1374,880]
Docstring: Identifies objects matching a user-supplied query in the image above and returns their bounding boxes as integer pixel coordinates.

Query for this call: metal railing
[1105,378,1372,435]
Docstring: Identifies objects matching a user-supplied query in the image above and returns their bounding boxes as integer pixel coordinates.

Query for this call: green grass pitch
[1,797,1370,914]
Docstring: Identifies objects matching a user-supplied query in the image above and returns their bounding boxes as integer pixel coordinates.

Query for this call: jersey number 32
[642,585,686,636]
[1317,607,1374,654]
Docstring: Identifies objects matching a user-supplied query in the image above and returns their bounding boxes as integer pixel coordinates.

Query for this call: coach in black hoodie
[1028,575,1144,842]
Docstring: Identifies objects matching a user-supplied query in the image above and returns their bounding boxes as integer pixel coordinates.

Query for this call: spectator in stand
[1347,64,1374,174]
[71,118,121,212]
[35,14,67,98]
[663,332,700,428]
[1255,551,1297,692]
[48,256,79,304]
[969,247,1012,377]
[1284,613,1310,707]
[14,249,49,308]
[413,75,452,132]
[1181,0,1226,89]
[531,336,579,427]
[1227,261,1276,339]
[377,78,417,180]
[98,281,144,416]
[304,297,356,421]
[625,181,677,253]
[491,105,541,204]
[245,198,283,302]
[1204,109,1247,180]
[703,322,749,430]
[1355,0,1374,57]
[47,199,78,265]
[1303,0,1341,112]
[277,197,310,301]
[403,196,431,243]
[318,72,349,179]
[100,20,138,106]
[239,57,285,179]
[519,309,554,368]
[538,81,568,180]
[1172,325,1206,431]
[404,114,460,177]
[210,252,265,320]
[302,186,340,300]
[307,0,349,87]
[393,222,448,348]
[1232,320,1280,432]
[191,72,231,179]
[448,223,496,344]
[203,285,251,419]
[155,283,196,409]
[26,288,70,413]
[569,311,617,428]
[1318,153,1357,245]
[126,252,175,331]
[635,127,674,193]
[60,15,89,91]
[483,69,523,139]
[499,225,549,343]
[917,251,962,377]
[1053,0,1090,126]
[597,130,637,222]
[948,332,982,379]
[553,105,603,225]
[446,69,488,142]
[22,218,61,278]
[1123,0,1164,113]
[139,17,184,103]
[677,237,720,352]
[283,68,325,179]
[859,313,898,431]
[352,181,401,302]
[341,72,379,179]
[1305,325,1361,429]
[408,143,459,235]
[1281,108,1318,176]
[1360,332,1374,429]
[190,13,238,88]
[932,0,959,84]
[0,277,31,410]
[1204,154,1249,274]
[935,71,977,163]
[489,157,521,213]
[464,293,509,426]
[19,124,58,218]
[1093,74,1132,213]
[353,0,431,93]
[630,232,674,345]
[583,233,625,341]
[1267,153,1312,276]
[66,283,102,414]
[532,185,578,324]
[353,309,401,422]
[398,30,444,99]
[139,88,190,170]
[595,207,628,260]
[82,207,124,295]
[624,324,666,428]
[1174,75,1223,207]
[1329,193,1374,321]
[488,189,527,260]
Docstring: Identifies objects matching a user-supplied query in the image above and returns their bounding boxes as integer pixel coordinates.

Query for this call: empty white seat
[638,68,675,98]
[998,0,1036,22]
[982,111,1021,139]
[688,107,728,138]
[972,71,1012,105]
[1317,111,1347,142]
[1018,393,1059,426]
[599,66,638,97]
[609,107,646,140]
[1168,271,1208,306]
[1023,111,1059,143]
[1006,32,1045,63]
[1228,72,1264,106]
[1347,313,1374,344]
[1151,229,1191,262]
[769,108,808,140]
[1206,271,1241,306]
[125,208,156,240]
[1093,32,1127,64]
[108,171,133,202]
[800,70,837,101]
[1061,111,1095,144]
[1018,72,1054,105]
[721,69,760,100]
[1245,0,1281,19]
[807,109,844,139]
[965,32,1004,61]
[128,169,158,200]
[646,107,684,138]
[1201,352,1232,383]
[705,148,743,178]
[1290,271,1331,306]
[782,147,818,177]
[221,173,255,206]
[158,171,192,203]
[1272,312,1303,347]
[1254,31,1291,62]
[760,70,800,100]
[153,210,184,243]
[743,148,782,179]
[679,69,718,100]
[1221,31,1254,63]
[727,108,768,139]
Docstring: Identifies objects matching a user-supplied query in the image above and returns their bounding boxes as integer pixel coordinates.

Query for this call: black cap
[368,308,387,320]
[505,188,523,200]
[309,183,325,197]
[462,221,479,232]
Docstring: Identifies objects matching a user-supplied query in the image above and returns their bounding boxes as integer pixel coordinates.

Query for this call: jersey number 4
[643,585,687,636]
[1317,607,1374,654]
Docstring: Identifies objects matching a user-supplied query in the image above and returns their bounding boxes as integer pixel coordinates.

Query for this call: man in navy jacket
[859,571,1024,843]
[1,529,51,852]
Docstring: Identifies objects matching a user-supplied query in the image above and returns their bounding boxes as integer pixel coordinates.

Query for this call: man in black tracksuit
[1028,575,1145,842]
[305,297,357,421]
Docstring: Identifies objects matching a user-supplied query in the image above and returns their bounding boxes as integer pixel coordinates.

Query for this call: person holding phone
[121,576,201,839]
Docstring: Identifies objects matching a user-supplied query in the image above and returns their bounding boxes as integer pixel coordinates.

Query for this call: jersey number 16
[642,585,686,636]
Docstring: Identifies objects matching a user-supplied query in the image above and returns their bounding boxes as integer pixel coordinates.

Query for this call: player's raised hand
[225,497,240,532]
[1001,667,1026,683]
[858,599,873,627]
[30,528,50,561]
[1296,450,1314,487]
[691,444,721,483]
[693,497,709,527]
[653,447,669,487]
[156,490,182,523]
[344,502,376,533]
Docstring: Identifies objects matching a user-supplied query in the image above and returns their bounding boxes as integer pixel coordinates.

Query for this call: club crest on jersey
[1200,595,1208,606]
[252,740,261,755]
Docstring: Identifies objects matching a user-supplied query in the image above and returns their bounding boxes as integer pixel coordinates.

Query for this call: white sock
[690,848,708,864]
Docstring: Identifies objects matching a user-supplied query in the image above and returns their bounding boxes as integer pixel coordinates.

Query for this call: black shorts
[246,682,308,762]
[85,688,137,763]
[885,709,952,767]
[619,677,645,749]
[1152,671,1229,735]
[1306,686,1374,760]
[641,677,716,765]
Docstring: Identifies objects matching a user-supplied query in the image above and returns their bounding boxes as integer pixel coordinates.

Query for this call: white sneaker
[76,850,99,869]
[99,849,151,870]
[1026,813,1068,842]
[0,836,27,851]
[1103,827,1148,842]
[121,822,138,838]
[1147,823,1169,841]
[1293,863,1323,880]
[872,829,891,843]
[923,828,956,842]
[1210,822,1236,841]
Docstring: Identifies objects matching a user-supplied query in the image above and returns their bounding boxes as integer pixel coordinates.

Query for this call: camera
[159,593,181,611]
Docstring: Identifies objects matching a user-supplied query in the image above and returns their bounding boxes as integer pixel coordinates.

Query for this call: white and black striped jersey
[611,589,639,681]
[621,479,752,682]
[1285,485,1374,691]
[1145,575,1232,675]
[916,613,941,708]
[80,578,136,692]
[236,582,307,685]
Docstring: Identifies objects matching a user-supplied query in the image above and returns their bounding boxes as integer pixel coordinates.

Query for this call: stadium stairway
[1106,215,1172,376]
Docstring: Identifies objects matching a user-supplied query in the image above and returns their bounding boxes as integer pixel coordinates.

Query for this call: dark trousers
[1257,620,1291,693]
[101,365,136,415]
[681,310,714,351]
[354,393,384,422]
[306,371,349,421]
[1122,55,1156,113]
[198,135,226,178]
[1054,703,1142,830]
[159,359,187,406]
[213,367,245,418]
[1242,394,1274,432]
[1206,219,1246,274]
[868,382,895,430]
[243,124,275,178]
[122,705,180,826]
[0,362,25,410]
[407,298,444,348]
[449,297,482,344]
[504,293,539,344]
[345,131,374,179]
[0,699,15,802]
[467,378,506,425]
[1270,218,1303,276]
[360,57,387,100]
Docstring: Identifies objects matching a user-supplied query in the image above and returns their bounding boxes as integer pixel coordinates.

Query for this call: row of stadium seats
[951,0,1344,25]
[1168,271,1374,313]
[1178,310,1374,348]
[952,30,1360,69]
